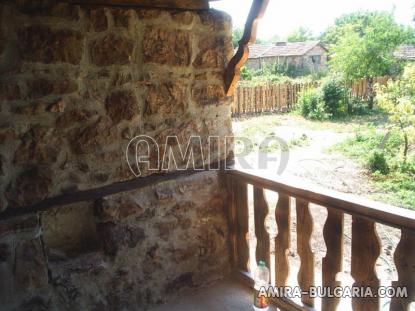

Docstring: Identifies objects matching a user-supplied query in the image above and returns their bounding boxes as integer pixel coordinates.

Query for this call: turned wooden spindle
[234,181,249,272]
[351,217,381,311]
[322,208,344,311]
[390,230,415,311]
[296,198,315,307]
[275,193,291,286]
[253,187,270,265]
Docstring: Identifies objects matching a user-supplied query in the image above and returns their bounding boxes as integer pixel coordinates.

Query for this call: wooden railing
[226,169,415,311]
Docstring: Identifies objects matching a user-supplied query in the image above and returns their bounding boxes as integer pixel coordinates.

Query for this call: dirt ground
[233,114,402,310]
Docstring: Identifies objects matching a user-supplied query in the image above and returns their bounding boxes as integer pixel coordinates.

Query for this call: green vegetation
[287,27,314,42]
[232,9,415,209]
[239,61,326,85]
[332,129,415,209]
[296,75,367,120]
[376,64,415,160]
[327,11,415,108]
[321,11,415,46]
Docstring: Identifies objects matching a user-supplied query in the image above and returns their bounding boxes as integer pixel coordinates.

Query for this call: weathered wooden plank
[296,198,315,307]
[63,0,210,9]
[275,193,291,286]
[351,217,381,311]
[234,181,249,272]
[322,208,344,311]
[390,230,415,310]
[224,0,270,95]
[254,187,270,265]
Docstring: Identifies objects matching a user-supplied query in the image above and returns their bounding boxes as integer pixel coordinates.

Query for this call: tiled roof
[394,44,415,60]
[247,41,326,59]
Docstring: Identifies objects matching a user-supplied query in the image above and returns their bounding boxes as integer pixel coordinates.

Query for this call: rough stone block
[26,78,77,99]
[5,167,52,207]
[111,8,135,29]
[97,222,145,256]
[0,215,40,240]
[145,83,187,115]
[192,84,225,105]
[56,109,96,128]
[14,0,80,20]
[143,27,191,66]
[193,36,231,69]
[0,81,20,101]
[18,25,83,64]
[90,34,134,66]
[14,125,61,165]
[88,8,107,32]
[42,202,99,256]
[170,11,194,25]
[105,90,139,123]
[198,10,232,32]
[71,116,117,154]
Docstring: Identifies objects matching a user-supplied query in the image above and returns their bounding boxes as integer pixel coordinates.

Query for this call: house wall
[0,1,234,310]
[245,45,328,73]
[303,45,328,72]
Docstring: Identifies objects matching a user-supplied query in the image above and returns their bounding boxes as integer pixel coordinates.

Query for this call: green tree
[287,27,314,42]
[321,11,415,45]
[329,11,412,108]
[232,27,243,48]
[376,64,415,160]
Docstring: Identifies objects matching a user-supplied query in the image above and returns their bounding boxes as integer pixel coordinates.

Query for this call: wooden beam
[62,0,210,10]
[224,0,269,96]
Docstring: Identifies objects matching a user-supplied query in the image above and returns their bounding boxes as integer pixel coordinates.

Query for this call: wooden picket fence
[231,76,391,116]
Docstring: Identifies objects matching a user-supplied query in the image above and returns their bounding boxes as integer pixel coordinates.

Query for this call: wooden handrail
[227,168,415,233]
[226,167,415,311]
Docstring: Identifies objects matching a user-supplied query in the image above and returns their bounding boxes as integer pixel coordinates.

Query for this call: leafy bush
[297,88,327,120]
[376,64,415,160]
[368,151,389,174]
[348,97,369,115]
[240,66,252,80]
[320,76,348,117]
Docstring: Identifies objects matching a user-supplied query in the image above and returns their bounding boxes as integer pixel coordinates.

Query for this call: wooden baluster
[322,208,344,311]
[296,198,315,307]
[226,177,238,267]
[237,86,241,115]
[275,193,290,286]
[234,181,249,272]
[254,187,270,265]
[351,217,381,311]
[390,230,415,310]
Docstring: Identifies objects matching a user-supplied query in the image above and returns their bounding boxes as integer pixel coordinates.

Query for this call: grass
[331,128,415,209]
[233,111,415,210]
[233,114,281,139]
[233,114,310,153]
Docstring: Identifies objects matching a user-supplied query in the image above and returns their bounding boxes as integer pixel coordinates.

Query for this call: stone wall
[1,171,229,310]
[0,0,234,210]
[0,1,234,310]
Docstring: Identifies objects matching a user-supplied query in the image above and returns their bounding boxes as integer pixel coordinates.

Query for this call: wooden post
[234,181,249,272]
[275,193,290,286]
[322,208,344,311]
[351,217,381,311]
[296,198,315,307]
[254,187,270,265]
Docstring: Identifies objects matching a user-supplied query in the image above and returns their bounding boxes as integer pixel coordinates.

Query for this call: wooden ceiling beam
[224,0,270,96]
[62,0,212,10]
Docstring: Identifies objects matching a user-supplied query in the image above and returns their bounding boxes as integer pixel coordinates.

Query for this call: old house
[0,0,414,310]
[245,41,328,73]
[394,44,415,61]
